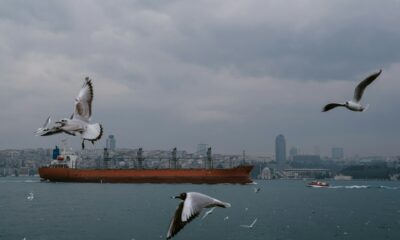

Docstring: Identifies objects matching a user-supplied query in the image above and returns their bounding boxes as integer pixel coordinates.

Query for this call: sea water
[0,177,399,240]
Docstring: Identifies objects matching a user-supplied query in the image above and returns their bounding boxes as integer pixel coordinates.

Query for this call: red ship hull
[38,165,254,184]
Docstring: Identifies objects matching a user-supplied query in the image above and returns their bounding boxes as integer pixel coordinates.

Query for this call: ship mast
[171,147,178,169]
[103,148,110,169]
[137,148,144,169]
[207,147,213,169]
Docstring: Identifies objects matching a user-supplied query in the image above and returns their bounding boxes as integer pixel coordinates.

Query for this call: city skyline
[0,129,396,158]
[1,1,400,156]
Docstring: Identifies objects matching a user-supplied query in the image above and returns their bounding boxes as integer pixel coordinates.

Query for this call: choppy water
[1,177,399,240]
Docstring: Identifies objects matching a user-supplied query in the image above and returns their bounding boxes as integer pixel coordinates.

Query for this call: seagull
[254,187,261,193]
[36,77,103,149]
[240,218,257,229]
[201,207,216,220]
[35,116,51,135]
[27,192,34,200]
[322,70,382,112]
[166,192,231,239]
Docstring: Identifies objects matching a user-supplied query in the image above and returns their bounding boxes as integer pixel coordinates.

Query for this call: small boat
[308,181,329,188]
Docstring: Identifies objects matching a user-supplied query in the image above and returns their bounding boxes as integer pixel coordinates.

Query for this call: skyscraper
[106,135,116,151]
[275,134,286,170]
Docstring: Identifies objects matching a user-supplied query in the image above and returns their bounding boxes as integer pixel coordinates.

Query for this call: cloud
[0,0,399,156]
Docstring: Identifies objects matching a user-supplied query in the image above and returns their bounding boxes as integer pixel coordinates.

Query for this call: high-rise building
[332,147,344,159]
[106,135,116,150]
[275,134,286,170]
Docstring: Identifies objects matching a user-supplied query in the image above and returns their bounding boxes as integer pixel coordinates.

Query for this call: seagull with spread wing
[36,77,103,149]
[322,70,382,112]
[166,192,231,239]
[240,218,257,229]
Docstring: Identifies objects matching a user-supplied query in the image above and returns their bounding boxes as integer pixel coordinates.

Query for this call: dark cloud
[0,0,399,156]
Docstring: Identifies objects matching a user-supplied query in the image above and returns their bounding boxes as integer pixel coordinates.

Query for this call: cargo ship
[39,146,253,184]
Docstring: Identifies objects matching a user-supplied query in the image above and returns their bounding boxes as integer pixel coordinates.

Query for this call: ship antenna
[137,148,144,169]
[61,138,68,155]
[171,147,178,169]
[207,147,213,169]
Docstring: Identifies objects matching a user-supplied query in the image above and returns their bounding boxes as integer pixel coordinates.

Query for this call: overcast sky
[1,0,400,156]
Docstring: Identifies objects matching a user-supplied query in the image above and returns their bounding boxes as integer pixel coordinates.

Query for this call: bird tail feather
[362,104,370,112]
[219,202,231,208]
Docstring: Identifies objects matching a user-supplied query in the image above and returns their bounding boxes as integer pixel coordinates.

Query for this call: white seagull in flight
[36,77,103,149]
[27,192,34,201]
[166,192,231,239]
[322,70,382,112]
[240,218,257,229]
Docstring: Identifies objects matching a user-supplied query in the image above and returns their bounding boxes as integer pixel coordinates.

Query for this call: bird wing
[181,192,231,223]
[39,126,63,136]
[181,193,207,222]
[167,202,199,240]
[201,213,208,220]
[201,207,216,220]
[42,116,51,128]
[82,123,103,142]
[73,77,93,122]
[250,218,258,227]
[322,103,345,112]
[353,70,382,102]
[36,116,52,135]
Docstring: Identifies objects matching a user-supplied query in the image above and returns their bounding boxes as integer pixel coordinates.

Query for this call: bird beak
[171,196,179,199]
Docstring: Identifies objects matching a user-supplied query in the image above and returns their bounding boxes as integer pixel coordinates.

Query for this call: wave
[329,185,369,189]
[0,180,40,183]
[329,185,399,190]
[378,185,399,190]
